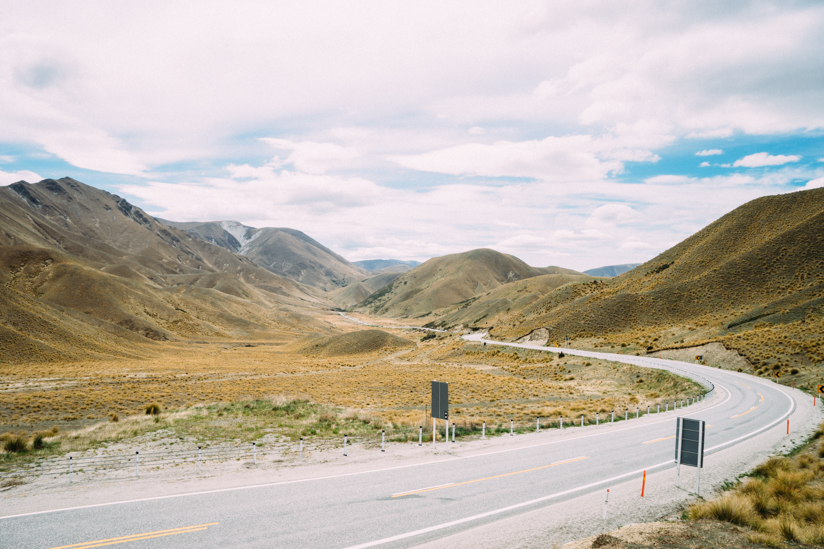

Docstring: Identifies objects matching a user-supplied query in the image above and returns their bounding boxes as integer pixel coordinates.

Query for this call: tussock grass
[690,420,824,546]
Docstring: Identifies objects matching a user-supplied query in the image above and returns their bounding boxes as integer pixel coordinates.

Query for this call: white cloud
[804,177,824,189]
[733,152,802,168]
[699,161,711,167]
[695,149,723,156]
[0,169,43,185]
[468,126,485,135]
[259,139,360,175]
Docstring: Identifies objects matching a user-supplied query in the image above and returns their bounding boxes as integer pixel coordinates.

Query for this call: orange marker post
[641,470,646,497]
[787,419,789,434]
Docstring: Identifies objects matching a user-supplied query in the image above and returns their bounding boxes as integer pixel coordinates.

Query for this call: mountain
[489,187,824,390]
[355,248,583,318]
[0,178,330,362]
[328,270,404,309]
[584,263,641,277]
[161,220,365,291]
[353,259,421,272]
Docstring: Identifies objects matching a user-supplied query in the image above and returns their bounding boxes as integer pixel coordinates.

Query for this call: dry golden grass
[0,331,702,439]
[689,423,824,547]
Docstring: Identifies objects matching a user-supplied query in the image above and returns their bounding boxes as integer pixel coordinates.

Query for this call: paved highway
[1,335,800,548]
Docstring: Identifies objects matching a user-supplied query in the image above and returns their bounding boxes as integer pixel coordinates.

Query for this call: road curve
[1,335,802,549]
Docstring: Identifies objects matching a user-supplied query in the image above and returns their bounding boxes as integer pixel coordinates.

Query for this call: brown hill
[328,271,403,309]
[0,178,331,362]
[299,329,415,356]
[161,220,365,291]
[356,248,582,318]
[489,187,824,391]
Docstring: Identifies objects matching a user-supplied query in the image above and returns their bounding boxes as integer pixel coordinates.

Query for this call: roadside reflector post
[536,417,540,433]
[596,412,599,426]
[136,451,139,477]
[560,417,563,430]
[580,414,584,427]
[419,426,422,446]
[657,404,660,413]
[198,446,202,471]
[253,442,257,465]
[647,405,650,415]
[510,419,513,436]
[452,423,455,443]
[666,402,668,412]
[787,419,789,435]
[446,419,449,444]
[483,421,486,439]
[300,438,303,459]
[344,434,348,456]
[636,407,639,419]
[641,470,646,497]
[69,456,73,483]
[433,418,436,447]
[611,410,614,423]
[603,489,610,519]
[625,408,628,421]
[382,430,385,452]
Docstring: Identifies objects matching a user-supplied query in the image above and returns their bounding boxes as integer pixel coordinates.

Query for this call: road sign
[431,381,448,420]
[675,417,705,468]
[775,371,781,378]
[675,417,706,495]
[818,384,824,394]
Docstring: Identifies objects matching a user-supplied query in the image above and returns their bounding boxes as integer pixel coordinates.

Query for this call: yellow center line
[732,406,757,419]
[758,393,764,402]
[734,380,752,389]
[49,523,218,549]
[391,456,589,498]
[643,425,713,445]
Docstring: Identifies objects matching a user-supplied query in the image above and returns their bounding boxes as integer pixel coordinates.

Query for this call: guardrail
[0,393,709,483]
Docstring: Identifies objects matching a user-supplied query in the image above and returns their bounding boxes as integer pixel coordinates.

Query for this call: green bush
[3,435,28,453]
[32,433,45,450]
[145,403,161,416]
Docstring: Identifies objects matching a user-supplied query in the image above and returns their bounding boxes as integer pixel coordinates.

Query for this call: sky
[1,1,823,272]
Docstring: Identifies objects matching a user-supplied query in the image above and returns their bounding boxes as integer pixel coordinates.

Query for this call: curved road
[0,335,802,548]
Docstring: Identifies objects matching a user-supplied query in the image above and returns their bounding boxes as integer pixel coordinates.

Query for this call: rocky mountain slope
[161,220,365,291]
[0,178,330,363]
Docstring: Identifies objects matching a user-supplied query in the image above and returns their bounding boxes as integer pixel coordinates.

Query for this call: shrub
[690,494,759,528]
[109,413,119,422]
[32,433,45,450]
[145,403,161,416]
[3,435,28,453]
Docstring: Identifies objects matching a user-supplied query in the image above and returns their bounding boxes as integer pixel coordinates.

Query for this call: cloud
[0,169,43,185]
[804,177,824,189]
[699,161,711,167]
[733,152,802,168]
[695,149,723,156]
[468,126,485,135]
[259,139,360,175]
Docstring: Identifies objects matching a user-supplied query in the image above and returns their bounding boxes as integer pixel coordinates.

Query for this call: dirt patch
[651,342,752,373]
[299,329,415,357]
[562,520,763,549]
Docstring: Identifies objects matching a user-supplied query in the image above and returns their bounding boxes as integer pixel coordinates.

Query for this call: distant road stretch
[2,333,798,548]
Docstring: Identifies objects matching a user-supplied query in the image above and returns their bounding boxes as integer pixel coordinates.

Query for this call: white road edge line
[342,460,674,549]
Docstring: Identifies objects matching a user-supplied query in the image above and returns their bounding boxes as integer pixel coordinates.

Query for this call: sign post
[675,417,706,495]
[431,380,449,448]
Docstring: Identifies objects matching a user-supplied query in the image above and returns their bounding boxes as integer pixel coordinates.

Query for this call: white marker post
[510,419,513,436]
[536,417,540,433]
[433,417,436,448]
[596,412,599,426]
[300,438,303,459]
[482,421,486,439]
[603,489,610,519]
[696,423,704,496]
[418,426,422,446]
[452,423,455,443]
[382,430,385,452]
[135,451,139,477]
[69,456,73,483]
[344,434,348,456]
[675,417,682,487]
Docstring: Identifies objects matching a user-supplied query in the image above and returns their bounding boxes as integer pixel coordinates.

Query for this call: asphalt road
[1,336,798,549]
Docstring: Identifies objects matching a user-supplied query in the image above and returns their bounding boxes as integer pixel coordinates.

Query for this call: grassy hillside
[489,187,824,392]
[0,178,332,362]
[356,248,582,318]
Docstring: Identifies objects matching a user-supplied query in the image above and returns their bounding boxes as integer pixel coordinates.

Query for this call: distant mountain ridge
[160,220,365,291]
[353,259,421,272]
[584,263,641,277]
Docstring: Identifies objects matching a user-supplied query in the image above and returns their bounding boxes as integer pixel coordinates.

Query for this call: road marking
[732,406,757,419]
[49,522,218,549]
[391,456,588,498]
[643,435,674,444]
[758,393,764,402]
[643,425,713,444]
[734,380,752,389]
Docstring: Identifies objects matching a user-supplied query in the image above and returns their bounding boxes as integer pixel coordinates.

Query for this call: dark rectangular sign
[675,417,705,468]
[431,381,448,420]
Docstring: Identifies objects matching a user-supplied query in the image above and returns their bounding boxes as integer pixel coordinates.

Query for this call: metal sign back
[675,417,705,468]
[431,380,448,420]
